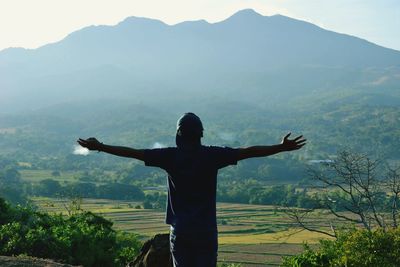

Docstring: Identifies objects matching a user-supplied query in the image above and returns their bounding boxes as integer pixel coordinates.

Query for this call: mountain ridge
[2,9,399,53]
[0,9,399,112]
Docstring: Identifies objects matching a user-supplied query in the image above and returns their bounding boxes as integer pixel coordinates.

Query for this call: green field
[20,170,77,183]
[32,197,332,266]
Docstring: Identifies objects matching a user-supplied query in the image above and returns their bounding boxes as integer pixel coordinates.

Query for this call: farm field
[20,170,77,183]
[19,169,116,184]
[32,197,331,266]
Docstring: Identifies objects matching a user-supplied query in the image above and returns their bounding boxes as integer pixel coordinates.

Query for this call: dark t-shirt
[144,145,238,233]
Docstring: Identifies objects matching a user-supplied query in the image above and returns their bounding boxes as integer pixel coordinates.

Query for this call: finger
[77,139,88,146]
[296,143,306,149]
[77,141,86,147]
[284,132,291,140]
[296,139,307,145]
[293,135,303,141]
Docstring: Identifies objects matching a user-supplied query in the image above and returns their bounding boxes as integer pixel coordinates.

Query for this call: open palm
[281,133,306,151]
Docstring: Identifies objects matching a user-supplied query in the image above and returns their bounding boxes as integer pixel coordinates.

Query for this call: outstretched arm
[77,138,145,161]
[237,133,306,161]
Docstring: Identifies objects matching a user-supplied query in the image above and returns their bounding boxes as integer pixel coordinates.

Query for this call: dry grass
[219,228,332,245]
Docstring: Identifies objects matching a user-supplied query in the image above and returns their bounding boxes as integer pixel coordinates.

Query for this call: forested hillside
[0,8,399,189]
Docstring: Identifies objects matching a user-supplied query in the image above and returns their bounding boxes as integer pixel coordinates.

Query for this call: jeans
[169,227,218,267]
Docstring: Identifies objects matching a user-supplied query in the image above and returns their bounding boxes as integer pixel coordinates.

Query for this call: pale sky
[0,0,399,52]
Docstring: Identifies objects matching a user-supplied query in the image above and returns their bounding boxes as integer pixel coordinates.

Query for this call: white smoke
[370,76,389,86]
[152,142,166,149]
[73,144,90,156]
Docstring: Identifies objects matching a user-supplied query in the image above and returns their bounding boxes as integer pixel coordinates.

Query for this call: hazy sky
[0,0,399,51]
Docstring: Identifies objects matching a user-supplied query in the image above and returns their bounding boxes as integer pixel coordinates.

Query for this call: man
[77,112,306,267]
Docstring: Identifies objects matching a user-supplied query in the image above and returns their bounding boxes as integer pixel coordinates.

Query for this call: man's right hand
[77,137,103,151]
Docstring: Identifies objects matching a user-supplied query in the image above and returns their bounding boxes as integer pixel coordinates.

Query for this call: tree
[35,179,62,197]
[0,167,27,205]
[143,199,153,209]
[2,167,21,184]
[284,152,400,266]
[287,151,400,237]
[385,165,400,228]
[51,170,61,177]
[97,183,145,200]
[64,182,97,198]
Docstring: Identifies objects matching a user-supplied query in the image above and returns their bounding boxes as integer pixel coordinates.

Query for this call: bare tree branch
[293,151,390,233]
[284,207,336,238]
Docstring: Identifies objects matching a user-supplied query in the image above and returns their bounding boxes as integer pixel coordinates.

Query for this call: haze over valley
[1,8,400,180]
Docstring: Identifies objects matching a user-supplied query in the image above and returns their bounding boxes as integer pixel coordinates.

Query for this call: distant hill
[0,9,400,165]
[0,9,399,112]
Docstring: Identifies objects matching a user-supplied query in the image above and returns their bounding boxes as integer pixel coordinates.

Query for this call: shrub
[282,228,400,267]
[114,231,142,266]
[0,197,141,266]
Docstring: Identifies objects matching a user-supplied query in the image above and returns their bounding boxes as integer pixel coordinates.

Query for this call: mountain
[1,9,400,184]
[1,9,399,112]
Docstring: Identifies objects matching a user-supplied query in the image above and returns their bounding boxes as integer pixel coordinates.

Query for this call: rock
[129,233,172,267]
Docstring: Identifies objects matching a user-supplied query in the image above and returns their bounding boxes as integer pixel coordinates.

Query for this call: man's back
[144,145,238,233]
[77,112,306,267]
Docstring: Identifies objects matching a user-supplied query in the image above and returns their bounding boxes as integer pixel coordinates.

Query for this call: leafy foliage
[32,179,145,200]
[143,192,167,210]
[0,198,141,266]
[0,161,28,205]
[282,228,400,267]
[217,180,318,208]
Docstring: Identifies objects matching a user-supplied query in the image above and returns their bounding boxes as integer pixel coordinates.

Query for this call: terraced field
[32,197,332,266]
[20,170,77,183]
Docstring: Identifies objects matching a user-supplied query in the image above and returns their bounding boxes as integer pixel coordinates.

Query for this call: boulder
[129,233,172,267]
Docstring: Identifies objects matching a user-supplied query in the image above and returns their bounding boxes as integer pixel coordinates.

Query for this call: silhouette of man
[77,112,306,267]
